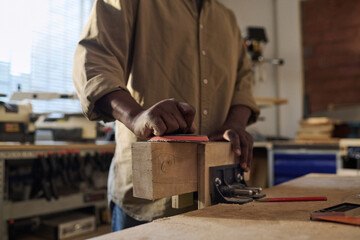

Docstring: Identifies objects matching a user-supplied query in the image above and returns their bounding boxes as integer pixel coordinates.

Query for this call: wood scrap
[296,117,340,141]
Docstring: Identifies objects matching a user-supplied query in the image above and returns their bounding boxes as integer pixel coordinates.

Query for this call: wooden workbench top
[93,174,360,240]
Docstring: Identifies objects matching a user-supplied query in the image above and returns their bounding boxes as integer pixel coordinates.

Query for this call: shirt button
[199,24,204,29]
[203,110,208,115]
[202,50,206,56]
[203,79,208,84]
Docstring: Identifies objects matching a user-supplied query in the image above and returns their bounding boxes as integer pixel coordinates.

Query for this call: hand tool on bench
[210,164,265,204]
[310,202,360,226]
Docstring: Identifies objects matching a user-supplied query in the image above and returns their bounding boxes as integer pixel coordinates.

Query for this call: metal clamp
[210,164,266,204]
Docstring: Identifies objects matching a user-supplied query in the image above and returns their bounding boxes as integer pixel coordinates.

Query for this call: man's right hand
[131,99,197,139]
[95,90,196,139]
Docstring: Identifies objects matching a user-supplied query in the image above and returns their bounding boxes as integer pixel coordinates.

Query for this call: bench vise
[211,164,265,204]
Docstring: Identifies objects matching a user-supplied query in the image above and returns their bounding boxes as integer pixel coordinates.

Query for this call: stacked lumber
[296,117,340,141]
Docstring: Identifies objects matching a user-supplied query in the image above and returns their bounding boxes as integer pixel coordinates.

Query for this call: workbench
[92,174,360,240]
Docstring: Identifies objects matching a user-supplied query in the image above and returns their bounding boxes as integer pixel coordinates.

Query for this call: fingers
[159,100,194,134]
[177,102,196,133]
[170,112,188,131]
[221,129,253,172]
[238,133,249,171]
[189,121,197,133]
[223,129,241,156]
[149,116,167,136]
[247,142,253,171]
[246,133,253,171]
[238,132,253,172]
[134,99,197,138]
[160,113,180,134]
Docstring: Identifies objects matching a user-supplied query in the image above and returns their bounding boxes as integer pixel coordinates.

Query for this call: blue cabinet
[274,153,337,185]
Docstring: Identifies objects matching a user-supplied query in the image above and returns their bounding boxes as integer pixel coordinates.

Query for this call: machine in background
[245,27,284,66]
[35,113,99,142]
[1,91,107,143]
[244,27,284,84]
[0,100,36,143]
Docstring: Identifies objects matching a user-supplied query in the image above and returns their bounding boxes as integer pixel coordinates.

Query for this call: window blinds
[0,0,94,113]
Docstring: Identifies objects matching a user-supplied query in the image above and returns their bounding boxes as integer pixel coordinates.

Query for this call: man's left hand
[209,127,253,172]
[208,105,253,172]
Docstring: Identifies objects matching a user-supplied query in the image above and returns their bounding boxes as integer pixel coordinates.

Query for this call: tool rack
[0,141,115,240]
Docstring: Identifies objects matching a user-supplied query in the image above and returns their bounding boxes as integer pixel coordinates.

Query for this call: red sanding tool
[149,134,209,142]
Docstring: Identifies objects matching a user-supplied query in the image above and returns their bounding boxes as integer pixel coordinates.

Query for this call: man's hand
[131,99,197,139]
[95,90,196,139]
[208,105,253,172]
[209,127,253,172]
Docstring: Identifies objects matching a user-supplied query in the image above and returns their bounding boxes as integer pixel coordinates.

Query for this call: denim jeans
[111,202,147,232]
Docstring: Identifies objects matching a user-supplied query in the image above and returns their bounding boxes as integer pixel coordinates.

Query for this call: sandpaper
[149,134,209,142]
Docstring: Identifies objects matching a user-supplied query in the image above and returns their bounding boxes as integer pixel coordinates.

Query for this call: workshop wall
[276,0,304,139]
[219,0,278,139]
[302,0,360,114]
[219,0,303,139]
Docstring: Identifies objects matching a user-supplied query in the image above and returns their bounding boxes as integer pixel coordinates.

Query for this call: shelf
[0,141,115,151]
[3,193,106,220]
[255,97,288,108]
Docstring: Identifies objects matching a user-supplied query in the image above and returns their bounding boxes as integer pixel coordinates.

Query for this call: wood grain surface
[132,142,198,199]
[132,142,239,205]
[92,174,360,240]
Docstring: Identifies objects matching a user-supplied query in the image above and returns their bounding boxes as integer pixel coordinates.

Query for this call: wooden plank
[132,142,238,202]
[132,142,198,200]
[92,174,360,240]
[171,193,194,209]
[132,142,244,205]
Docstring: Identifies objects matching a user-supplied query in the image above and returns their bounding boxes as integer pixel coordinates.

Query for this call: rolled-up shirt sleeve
[73,0,138,121]
[231,22,260,125]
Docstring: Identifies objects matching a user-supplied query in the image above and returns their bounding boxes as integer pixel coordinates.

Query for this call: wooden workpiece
[93,174,360,240]
[132,142,241,208]
[132,142,199,200]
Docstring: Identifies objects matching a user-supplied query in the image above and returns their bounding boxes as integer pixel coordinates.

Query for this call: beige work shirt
[73,0,260,221]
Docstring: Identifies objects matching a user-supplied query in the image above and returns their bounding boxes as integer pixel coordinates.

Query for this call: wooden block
[244,171,251,182]
[132,142,238,208]
[132,142,198,200]
[172,193,194,209]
